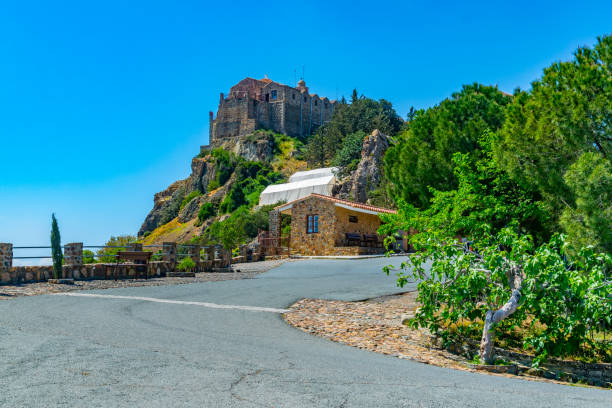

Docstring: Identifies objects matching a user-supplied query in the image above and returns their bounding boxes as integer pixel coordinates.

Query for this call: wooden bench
[104,251,152,280]
[345,232,361,246]
[362,233,381,248]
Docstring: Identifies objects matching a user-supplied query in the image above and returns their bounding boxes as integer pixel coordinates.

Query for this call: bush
[177,256,196,272]
[197,202,216,224]
[180,190,202,210]
[332,130,366,168]
[83,250,96,264]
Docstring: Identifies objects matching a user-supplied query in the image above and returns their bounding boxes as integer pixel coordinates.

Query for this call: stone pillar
[269,210,281,238]
[0,243,12,269]
[163,242,177,269]
[63,242,83,279]
[63,243,83,266]
[126,243,143,252]
[0,243,13,278]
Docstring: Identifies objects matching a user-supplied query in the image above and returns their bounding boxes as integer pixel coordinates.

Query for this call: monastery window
[271,90,277,100]
[304,96,308,102]
[314,100,318,106]
[307,215,319,234]
[349,215,358,223]
[292,93,295,100]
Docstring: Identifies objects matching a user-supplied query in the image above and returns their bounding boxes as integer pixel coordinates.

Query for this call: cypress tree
[50,213,62,279]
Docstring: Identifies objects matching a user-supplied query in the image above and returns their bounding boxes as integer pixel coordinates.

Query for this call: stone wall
[289,196,337,256]
[210,78,336,143]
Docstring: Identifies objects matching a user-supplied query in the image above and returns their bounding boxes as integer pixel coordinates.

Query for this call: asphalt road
[0,258,610,407]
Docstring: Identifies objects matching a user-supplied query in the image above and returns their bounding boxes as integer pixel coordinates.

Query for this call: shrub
[180,190,202,210]
[177,256,196,272]
[197,202,217,224]
[97,235,138,263]
[332,130,366,168]
[83,250,96,264]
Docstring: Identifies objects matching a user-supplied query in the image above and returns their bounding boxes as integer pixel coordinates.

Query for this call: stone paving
[283,292,608,388]
[0,259,294,300]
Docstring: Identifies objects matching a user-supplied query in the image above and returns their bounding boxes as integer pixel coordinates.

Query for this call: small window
[265,93,269,102]
[314,100,318,106]
[292,93,295,100]
[304,96,307,102]
[271,90,277,100]
[307,215,319,233]
[349,215,358,223]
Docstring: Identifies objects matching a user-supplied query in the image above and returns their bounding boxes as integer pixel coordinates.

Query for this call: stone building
[209,76,337,144]
[268,193,397,256]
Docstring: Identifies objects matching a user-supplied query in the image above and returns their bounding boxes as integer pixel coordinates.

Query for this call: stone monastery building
[209,76,337,143]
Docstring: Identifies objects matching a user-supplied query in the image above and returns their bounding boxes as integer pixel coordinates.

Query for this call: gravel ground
[0,259,294,300]
[283,292,609,388]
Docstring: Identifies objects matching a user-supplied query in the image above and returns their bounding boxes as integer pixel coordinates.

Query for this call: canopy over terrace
[258,167,338,206]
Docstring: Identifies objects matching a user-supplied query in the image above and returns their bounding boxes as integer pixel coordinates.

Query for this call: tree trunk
[479,288,522,364]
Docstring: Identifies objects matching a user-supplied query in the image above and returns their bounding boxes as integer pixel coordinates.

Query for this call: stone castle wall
[210,78,335,144]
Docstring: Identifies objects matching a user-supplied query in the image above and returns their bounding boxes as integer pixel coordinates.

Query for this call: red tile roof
[275,193,397,214]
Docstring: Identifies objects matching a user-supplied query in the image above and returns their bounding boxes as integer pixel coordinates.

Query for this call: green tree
[560,152,612,253]
[50,213,62,279]
[83,249,96,264]
[97,235,137,263]
[305,93,402,166]
[384,83,512,208]
[332,130,366,169]
[495,35,612,252]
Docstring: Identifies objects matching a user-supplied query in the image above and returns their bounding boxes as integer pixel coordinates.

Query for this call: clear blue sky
[1,0,611,259]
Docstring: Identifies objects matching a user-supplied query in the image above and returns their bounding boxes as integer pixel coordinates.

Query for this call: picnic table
[104,251,152,280]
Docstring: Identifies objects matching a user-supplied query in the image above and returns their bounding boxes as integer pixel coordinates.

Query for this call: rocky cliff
[332,129,389,203]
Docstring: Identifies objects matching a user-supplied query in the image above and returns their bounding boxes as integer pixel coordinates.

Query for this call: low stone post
[187,245,201,272]
[0,243,12,282]
[239,245,247,263]
[63,242,83,279]
[163,242,177,271]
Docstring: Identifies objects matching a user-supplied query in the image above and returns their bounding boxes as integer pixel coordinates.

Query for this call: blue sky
[1,0,611,260]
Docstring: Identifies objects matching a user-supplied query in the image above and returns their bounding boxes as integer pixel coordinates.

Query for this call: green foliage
[83,249,96,264]
[50,213,62,279]
[199,204,277,250]
[209,148,237,191]
[495,35,612,250]
[96,235,137,263]
[384,83,512,208]
[218,160,283,214]
[197,202,217,225]
[180,190,202,210]
[560,152,612,254]
[305,92,402,166]
[177,256,196,272]
[332,130,366,168]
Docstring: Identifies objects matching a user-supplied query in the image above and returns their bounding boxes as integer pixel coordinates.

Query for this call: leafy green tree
[50,213,62,279]
[560,152,612,254]
[83,249,96,264]
[97,235,137,263]
[384,83,511,208]
[495,35,612,251]
[332,130,366,169]
[305,92,402,166]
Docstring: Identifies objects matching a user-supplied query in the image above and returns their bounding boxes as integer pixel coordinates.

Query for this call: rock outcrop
[333,129,389,203]
[138,180,187,236]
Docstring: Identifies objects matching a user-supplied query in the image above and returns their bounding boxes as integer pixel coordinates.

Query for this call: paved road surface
[1,258,610,407]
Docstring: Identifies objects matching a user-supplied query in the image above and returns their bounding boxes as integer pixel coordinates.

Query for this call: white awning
[259,174,336,206]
